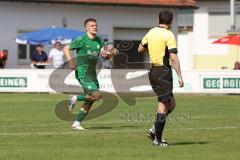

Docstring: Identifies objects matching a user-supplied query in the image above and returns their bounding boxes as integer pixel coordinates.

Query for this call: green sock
[76,108,87,122]
[77,93,87,101]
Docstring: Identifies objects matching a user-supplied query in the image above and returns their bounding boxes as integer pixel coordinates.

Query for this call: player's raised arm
[63,45,75,69]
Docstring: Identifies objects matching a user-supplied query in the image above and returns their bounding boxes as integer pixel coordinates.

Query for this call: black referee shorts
[148,65,173,102]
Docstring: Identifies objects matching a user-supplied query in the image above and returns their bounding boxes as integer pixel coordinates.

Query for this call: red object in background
[0,50,8,60]
[212,34,240,46]
[213,34,240,70]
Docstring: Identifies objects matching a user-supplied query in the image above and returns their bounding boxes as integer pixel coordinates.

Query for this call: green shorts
[77,76,99,95]
[75,69,99,94]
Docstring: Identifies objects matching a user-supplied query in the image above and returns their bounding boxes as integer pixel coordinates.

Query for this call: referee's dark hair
[159,11,173,25]
[84,18,97,27]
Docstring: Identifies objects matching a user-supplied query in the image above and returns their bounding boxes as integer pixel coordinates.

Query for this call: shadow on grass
[88,125,139,130]
[170,141,210,146]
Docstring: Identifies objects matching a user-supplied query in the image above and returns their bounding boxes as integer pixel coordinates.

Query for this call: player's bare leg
[72,91,101,130]
[166,98,176,114]
[147,98,175,143]
[87,91,102,101]
[82,101,94,113]
[72,100,93,130]
[68,91,101,111]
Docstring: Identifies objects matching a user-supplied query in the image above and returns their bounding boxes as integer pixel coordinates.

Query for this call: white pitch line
[0,121,131,128]
[0,122,68,128]
[0,126,239,136]
[167,126,240,131]
[191,115,240,119]
[1,114,239,129]
[0,116,240,128]
[0,129,144,136]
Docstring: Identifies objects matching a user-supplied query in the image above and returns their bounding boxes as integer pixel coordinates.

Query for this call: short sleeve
[69,36,84,50]
[48,49,53,58]
[140,33,148,48]
[167,32,177,54]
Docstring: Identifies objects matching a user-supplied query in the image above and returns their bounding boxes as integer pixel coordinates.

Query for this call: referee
[138,11,184,146]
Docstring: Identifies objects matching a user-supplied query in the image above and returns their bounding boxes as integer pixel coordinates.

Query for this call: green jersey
[69,34,104,79]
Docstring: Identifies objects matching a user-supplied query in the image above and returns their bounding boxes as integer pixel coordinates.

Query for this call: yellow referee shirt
[141,27,177,66]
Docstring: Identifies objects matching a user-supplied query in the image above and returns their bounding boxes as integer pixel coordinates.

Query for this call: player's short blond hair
[84,18,97,27]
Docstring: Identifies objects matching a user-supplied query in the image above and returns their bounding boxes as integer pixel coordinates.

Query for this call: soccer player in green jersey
[63,18,106,130]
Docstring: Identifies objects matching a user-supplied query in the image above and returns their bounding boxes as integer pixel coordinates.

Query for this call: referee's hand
[178,77,184,87]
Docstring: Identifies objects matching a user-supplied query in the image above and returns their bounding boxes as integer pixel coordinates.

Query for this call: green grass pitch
[0,93,240,160]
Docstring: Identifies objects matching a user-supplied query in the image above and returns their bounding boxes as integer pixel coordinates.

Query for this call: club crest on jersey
[97,45,100,49]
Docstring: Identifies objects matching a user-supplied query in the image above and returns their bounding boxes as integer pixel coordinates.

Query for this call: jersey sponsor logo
[87,50,98,59]
[87,50,98,55]
[87,85,92,89]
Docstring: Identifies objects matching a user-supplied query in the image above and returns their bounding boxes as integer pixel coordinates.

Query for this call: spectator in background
[48,42,65,68]
[0,49,8,68]
[30,44,48,69]
[234,61,240,70]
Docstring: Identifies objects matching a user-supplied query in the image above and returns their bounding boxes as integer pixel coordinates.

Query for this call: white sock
[150,124,155,133]
[72,95,77,101]
[73,121,80,126]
